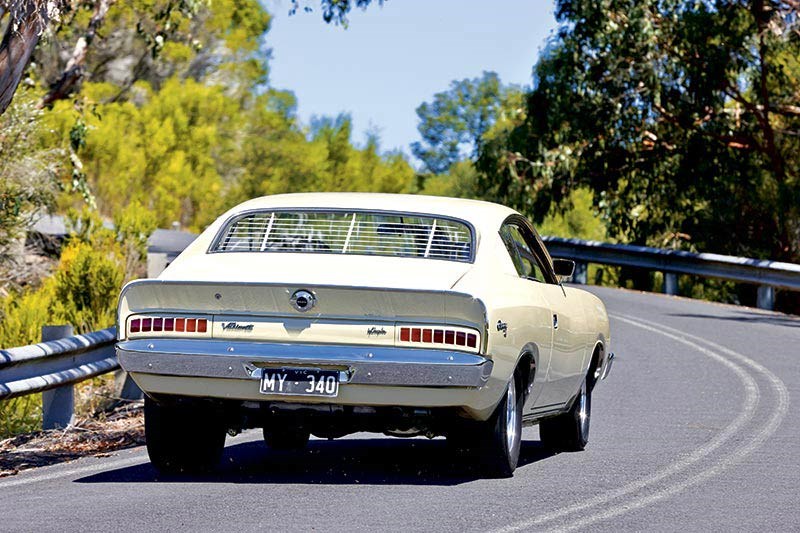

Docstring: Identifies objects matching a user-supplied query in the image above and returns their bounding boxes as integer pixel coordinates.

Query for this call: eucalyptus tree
[479,0,800,272]
[411,72,519,174]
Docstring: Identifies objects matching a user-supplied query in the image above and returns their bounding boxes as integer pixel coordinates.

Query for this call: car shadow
[74,438,556,486]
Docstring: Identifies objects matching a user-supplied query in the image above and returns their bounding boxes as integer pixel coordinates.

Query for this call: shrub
[0,206,153,438]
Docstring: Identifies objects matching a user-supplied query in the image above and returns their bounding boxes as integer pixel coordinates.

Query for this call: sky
[262,0,558,161]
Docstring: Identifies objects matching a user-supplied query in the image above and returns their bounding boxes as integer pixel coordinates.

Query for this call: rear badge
[221,322,254,332]
[497,320,508,337]
[290,289,316,312]
[367,327,387,337]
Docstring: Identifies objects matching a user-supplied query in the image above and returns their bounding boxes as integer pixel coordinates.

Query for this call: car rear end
[117,280,496,413]
[116,207,512,467]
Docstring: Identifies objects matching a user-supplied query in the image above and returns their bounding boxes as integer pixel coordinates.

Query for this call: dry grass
[0,401,144,477]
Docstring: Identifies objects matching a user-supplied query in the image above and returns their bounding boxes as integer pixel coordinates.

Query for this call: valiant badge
[222,322,254,332]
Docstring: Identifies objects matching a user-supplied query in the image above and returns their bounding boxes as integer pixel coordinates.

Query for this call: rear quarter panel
[564,285,611,368]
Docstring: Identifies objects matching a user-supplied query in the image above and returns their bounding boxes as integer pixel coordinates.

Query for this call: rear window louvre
[211,210,474,262]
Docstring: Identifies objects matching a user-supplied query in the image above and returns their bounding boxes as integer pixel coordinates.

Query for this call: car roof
[227,192,519,235]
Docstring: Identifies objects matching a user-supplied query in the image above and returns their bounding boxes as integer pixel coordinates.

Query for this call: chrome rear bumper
[600,352,614,380]
[116,339,493,388]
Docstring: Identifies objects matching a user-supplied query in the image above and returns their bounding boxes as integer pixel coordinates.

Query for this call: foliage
[33,0,271,100]
[50,240,124,332]
[0,205,154,348]
[41,83,416,231]
[289,0,384,26]
[0,217,51,438]
[538,188,607,242]
[412,72,522,174]
[0,276,57,348]
[27,0,416,231]
[0,206,153,438]
[114,201,159,281]
[0,0,57,115]
[411,73,607,241]
[0,88,60,289]
[420,160,481,199]
[0,395,42,439]
[479,0,800,269]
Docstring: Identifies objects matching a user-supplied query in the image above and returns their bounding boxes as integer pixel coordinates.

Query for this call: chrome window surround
[207,208,477,263]
[499,214,559,285]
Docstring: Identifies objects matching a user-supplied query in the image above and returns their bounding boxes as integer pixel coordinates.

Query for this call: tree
[0,88,59,290]
[0,0,63,115]
[34,0,269,105]
[479,0,800,276]
[290,0,383,26]
[1,0,384,118]
[412,72,519,174]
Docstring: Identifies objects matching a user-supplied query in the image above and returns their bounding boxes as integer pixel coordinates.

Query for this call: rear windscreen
[211,210,474,262]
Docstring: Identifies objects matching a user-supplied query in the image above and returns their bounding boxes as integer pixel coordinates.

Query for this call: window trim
[207,208,478,264]
[499,215,559,284]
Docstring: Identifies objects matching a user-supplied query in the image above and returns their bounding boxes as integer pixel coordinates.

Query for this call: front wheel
[539,375,591,451]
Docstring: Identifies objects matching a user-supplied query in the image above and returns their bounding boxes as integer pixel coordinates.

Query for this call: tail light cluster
[127,315,210,338]
[397,326,480,353]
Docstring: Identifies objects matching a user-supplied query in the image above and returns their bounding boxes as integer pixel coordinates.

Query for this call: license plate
[259,368,340,398]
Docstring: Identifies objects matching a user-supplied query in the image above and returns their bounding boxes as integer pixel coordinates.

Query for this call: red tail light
[127,316,209,338]
[397,326,479,352]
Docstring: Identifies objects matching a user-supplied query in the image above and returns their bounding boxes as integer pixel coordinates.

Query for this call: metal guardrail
[0,326,117,400]
[2,236,798,432]
[0,325,130,429]
[542,236,800,309]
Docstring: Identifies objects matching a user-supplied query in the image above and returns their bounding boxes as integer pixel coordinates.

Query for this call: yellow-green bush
[0,207,153,437]
[0,280,56,348]
[0,396,42,439]
[49,241,124,333]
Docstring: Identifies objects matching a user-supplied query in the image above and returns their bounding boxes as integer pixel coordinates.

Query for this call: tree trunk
[40,0,114,107]
[0,2,50,116]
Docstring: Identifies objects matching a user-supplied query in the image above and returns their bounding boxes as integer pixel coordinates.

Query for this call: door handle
[553,313,558,329]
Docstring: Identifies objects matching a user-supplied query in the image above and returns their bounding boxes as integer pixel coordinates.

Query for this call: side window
[500,225,525,275]
[500,224,547,283]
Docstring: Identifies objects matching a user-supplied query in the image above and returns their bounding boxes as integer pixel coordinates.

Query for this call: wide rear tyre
[539,375,591,451]
[449,373,523,478]
[144,397,227,474]
[262,427,310,451]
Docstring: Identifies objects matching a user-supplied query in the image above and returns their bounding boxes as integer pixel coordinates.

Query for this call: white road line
[495,313,764,533]
[0,452,148,490]
[550,314,790,532]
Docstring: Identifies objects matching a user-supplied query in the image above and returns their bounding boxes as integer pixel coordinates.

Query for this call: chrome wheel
[505,377,519,454]
[539,373,591,451]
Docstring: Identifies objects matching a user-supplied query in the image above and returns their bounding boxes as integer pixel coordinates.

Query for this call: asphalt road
[1,286,798,532]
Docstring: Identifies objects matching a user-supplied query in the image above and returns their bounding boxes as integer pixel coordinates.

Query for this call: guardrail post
[757,285,775,310]
[572,261,588,284]
[41,325,75,430]
[114,370,143,401]
[663,273,678,295]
